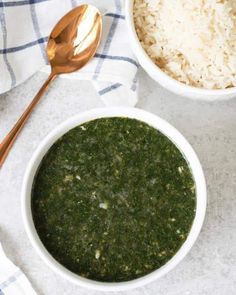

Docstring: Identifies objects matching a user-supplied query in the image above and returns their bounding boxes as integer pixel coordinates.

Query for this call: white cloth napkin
[0,0,139,106]
[0,243,37,295]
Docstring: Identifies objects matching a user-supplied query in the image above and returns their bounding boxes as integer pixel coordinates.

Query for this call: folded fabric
[0,0,139,106]
[0,243,37,295]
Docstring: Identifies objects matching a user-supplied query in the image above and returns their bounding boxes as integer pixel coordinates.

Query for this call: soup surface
[32,117,196,282]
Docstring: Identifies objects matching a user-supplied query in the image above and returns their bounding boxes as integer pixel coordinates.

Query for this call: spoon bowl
[48,5,102,75]
[0,5,102,167]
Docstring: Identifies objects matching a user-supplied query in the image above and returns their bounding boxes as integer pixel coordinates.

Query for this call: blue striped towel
[0,0,139,106]
[0,243,37,295]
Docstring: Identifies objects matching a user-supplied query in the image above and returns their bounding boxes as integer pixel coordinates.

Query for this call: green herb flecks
[32,117,196,282]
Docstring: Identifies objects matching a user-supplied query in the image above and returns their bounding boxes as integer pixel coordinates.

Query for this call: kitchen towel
[0,0,139,106]
[0,243,37,295]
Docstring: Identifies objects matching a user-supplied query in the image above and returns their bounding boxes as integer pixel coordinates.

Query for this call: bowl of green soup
[22,107,206,291]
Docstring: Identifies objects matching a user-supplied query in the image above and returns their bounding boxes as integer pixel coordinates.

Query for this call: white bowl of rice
[126,0,236,100]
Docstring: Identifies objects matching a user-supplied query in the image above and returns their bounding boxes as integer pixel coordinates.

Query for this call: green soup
[32,117,196,282]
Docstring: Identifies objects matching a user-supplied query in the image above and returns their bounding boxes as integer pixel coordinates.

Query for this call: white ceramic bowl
[126,0,236,101]
[22,107,206,291]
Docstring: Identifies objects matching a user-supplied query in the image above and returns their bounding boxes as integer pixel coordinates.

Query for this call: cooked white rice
[134,0,236,89]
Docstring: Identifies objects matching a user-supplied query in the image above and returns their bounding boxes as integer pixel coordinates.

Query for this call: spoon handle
[0,72,56,167]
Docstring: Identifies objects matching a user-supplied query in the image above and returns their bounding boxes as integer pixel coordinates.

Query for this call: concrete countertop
[0,70,235,295]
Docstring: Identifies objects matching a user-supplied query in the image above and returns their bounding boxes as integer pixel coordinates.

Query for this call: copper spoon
[0,4,102,167]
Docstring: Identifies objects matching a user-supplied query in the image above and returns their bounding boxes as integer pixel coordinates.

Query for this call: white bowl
[22,107,206,291]
[126,0,236,101]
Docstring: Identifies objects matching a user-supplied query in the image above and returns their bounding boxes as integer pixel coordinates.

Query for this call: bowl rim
[125,0,236,96]
[22,107,207,292]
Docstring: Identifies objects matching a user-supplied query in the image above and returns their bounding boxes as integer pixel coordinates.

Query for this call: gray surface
[0,70,236,295]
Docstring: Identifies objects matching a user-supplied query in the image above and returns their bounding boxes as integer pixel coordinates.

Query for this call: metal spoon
[0,4,102,167]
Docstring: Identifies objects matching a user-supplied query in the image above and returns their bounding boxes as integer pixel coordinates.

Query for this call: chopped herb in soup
[32,117,196,282]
